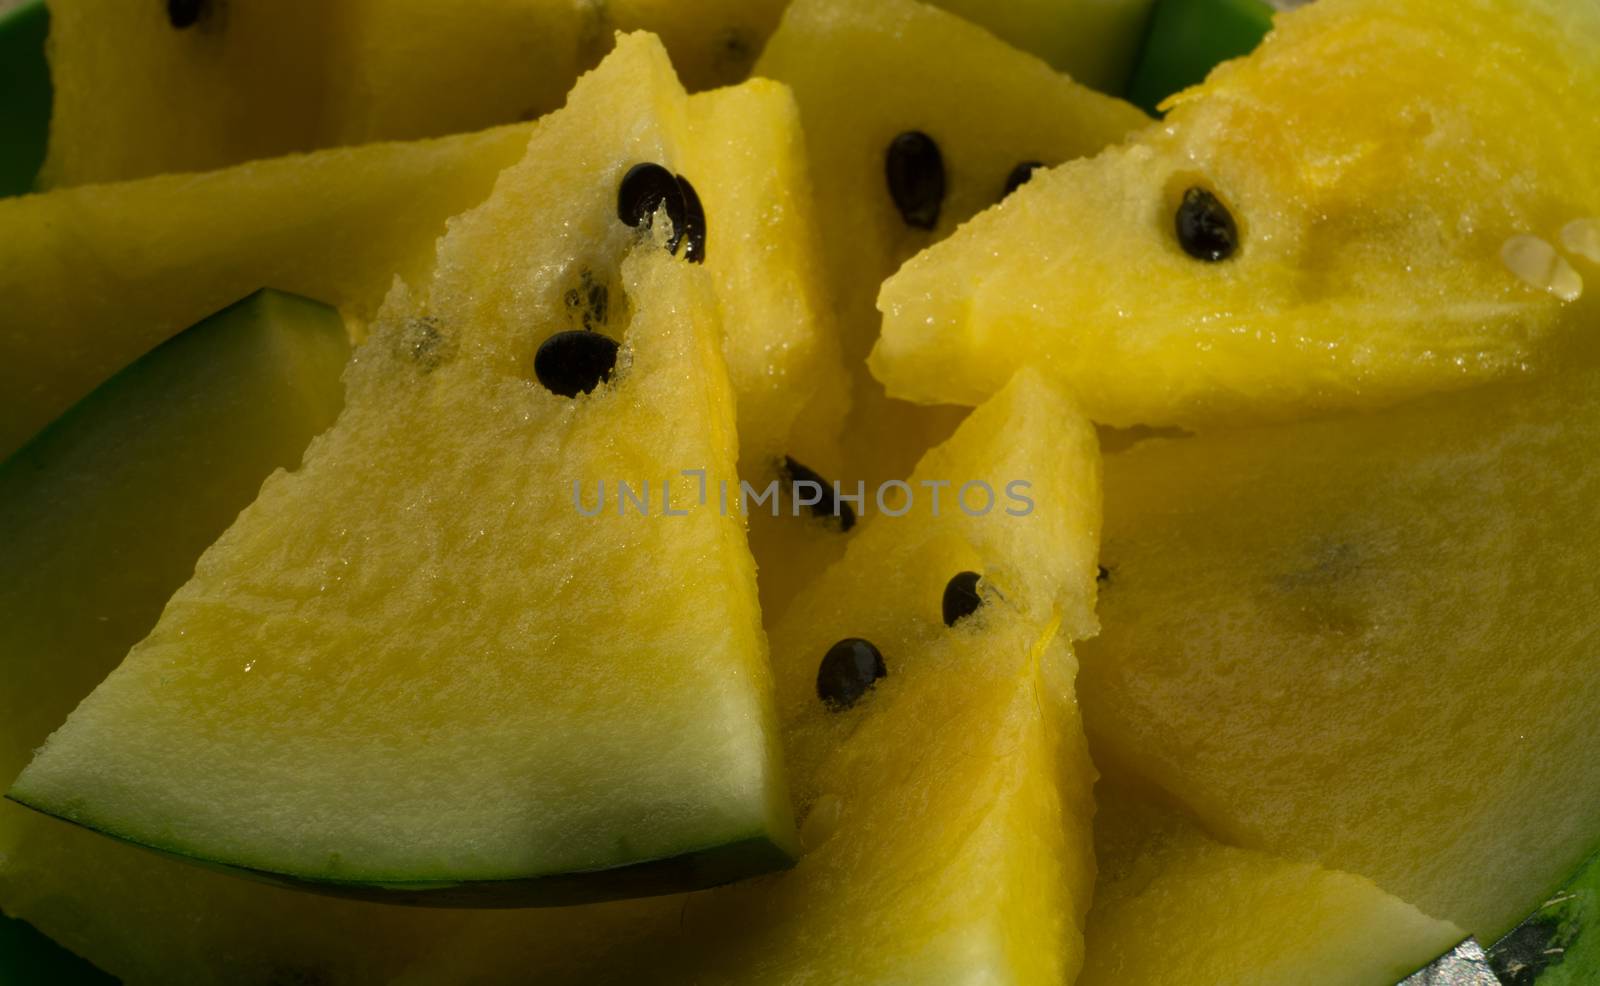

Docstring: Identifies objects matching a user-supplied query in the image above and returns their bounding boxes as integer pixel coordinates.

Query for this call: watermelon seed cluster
[885,131,946,230]
[941,570,984,626]
[616,162,707,264]
[1175,186,1239,262]
[816,638,887,711]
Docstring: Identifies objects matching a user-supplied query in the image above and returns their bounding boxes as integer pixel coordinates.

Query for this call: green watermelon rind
[4,795,795,909]
[1484,850,1600,986]
[0,0,48,198]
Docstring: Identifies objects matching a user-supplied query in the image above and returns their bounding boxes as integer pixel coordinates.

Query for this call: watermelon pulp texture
[0,123,527,459]
[1078,780,1463,986]
[0,289,348,855]
[1079,330,1600,940]
[10,34,796,901]
[0,83,839,498]
[873,0,1600,428]
[399,368,1104,985]
[754,0,1148,488]
[42,0,1149,189]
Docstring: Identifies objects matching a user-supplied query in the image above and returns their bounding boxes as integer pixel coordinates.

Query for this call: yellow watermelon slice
[1079,329,1600,939]
[873,0,1600,428]
[9,34,795,904]
[754,0,1147,488]
[1079,781,1464,986]
[399,368,1104,984]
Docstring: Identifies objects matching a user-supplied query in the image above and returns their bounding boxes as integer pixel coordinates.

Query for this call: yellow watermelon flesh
[1078,328,1600,939]
[0,290,349,862]
[0,123,528,459]
[3,77,842,485]
[873,0,1600,429]
[754,0,1148,489]
[9,34,796,901]
[1078,781,1464,986]
[396,367,1104,985]
[41,0,1152,189]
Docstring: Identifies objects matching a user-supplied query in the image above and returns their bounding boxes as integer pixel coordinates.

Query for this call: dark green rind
[0,910,114,986]
[1487,851,1600,986]
[5,795,794,909]
[1125,0,1274,115]
[0,0,49,197]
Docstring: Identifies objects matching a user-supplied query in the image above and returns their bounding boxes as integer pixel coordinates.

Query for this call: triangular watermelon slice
[8,34,796,904]
[401,368,1105,983]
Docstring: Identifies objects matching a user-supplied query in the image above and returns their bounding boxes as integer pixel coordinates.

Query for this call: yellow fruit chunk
[684,78,845,472]
[874,0,1600,428]
[396,369,1104,984]
[0,124,528,459]
[2,80,839,479]
[754,0,1147,487]
[1078,335,1600,939]
[692,370,1101,985]
[39,0,591,187]
[9,35,795,900]
[1079,782,1464,986]
[0,291,347,849]
[43,0,1150,189]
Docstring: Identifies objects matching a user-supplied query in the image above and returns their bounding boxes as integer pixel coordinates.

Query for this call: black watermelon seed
[942,571,984,626]
[885,131,945,231]
[782,456,855,533]
[1003,161,1044,198]
[617,162,686,253]
[166,0,206,28]
[1175,186,1239,262]
[676,175,707,264]
[817,638,887,711]
[534,330,619,397]
[1097,565,1111,583]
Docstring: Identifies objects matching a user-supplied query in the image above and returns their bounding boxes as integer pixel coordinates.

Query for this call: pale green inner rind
[3,796,792,907]
[8,38,795,895]
[0,287,348,799]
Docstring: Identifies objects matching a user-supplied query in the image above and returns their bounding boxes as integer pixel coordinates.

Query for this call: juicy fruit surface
[0,122,529,459]
[0,289,348,851]
[1,82,835,504]
[683,78,844,472]
[755,0,1147,486]
[1079,337,1600,939]
[10,36,795,895]
[0,291,372,985]
[1080,783,1463,986]
[704,370,1102,985]
[874,0,1600,428]
[39,0,596,187]
[401,369,1104,985]
[43,0,1149,189]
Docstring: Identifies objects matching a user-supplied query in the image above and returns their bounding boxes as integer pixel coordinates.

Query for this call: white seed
[1501,234,1583,303]
[1560,218,1600,264]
